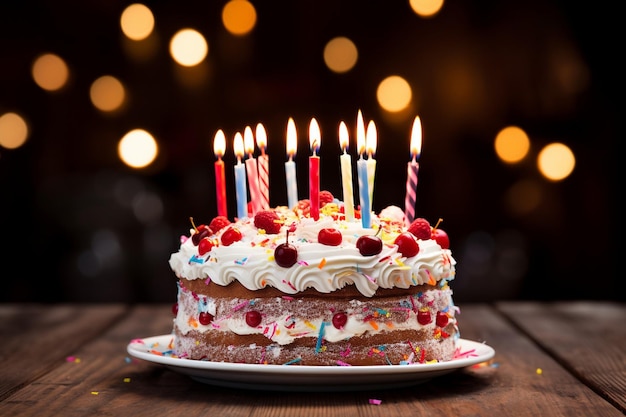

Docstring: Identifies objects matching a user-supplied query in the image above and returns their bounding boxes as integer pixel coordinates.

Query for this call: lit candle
[233,132,248,219]
[404,116,422,225]
[256,123,270,210]
[309,118,321,220]
[365,120,377,206]
[338,121,355,221]
[356,111,371,228]
[213,129,228,218]
[244,125,262,215]
[285,118,298,209]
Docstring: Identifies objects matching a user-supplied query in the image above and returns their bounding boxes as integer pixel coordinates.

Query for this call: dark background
[1,1,622,303]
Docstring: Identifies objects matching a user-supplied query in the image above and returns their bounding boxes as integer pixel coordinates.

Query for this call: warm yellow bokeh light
[376,76,412,113]
[32,53,69,91]
[537,142,575,181]
[120,3,155,41]
[0,112,29,149]
[222,0,257,36]
[504,179,543,216]
[409,0,445,18]
[323,37,358,73]
[118,129,158,168]
[494,125,531,164]
[169,29,208,67]
[90,75,126,112]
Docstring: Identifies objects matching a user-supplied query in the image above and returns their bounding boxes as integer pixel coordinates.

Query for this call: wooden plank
[0,303,128,401]
[1,303,623,417]
[496,301,626,413]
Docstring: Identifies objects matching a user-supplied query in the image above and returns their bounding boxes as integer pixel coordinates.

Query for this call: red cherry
[245,310,262,327]
[356,235,383,256]
[332,312,348,329]
[432,228,450,249]
[191,226,210,246]
[436,311,449,327]
[417,309,431,325]
[171,303,178,316]
[199,311,214,325]
[198,237,214,255]
[318,228,342,246]
[221,227,242,246]
[394,232,420,257]
[275,243,298,267]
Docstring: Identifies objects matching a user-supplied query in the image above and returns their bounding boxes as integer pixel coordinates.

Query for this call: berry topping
[199,311,214,325]
[198,237,214,255]
[394,232,420,257]
[332,312,348,329]
[254,210,281,234]
[171,303,178,316]
[209,216,231,234]
[408,218,431,240]
[319,190,334,207]
[318,228,342,246]
[190,217,210,246]
[417,309,432,325]
[245,310,262,327]
[221,227,242,246]
[431,218,450,249]
[274,230,298,267]
[436,311,449,327]
[356,234,383,256]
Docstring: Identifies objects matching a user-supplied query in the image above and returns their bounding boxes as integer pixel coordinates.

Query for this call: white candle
[285,117,298,209]
[338,121,355,221]
[233,132,247,219]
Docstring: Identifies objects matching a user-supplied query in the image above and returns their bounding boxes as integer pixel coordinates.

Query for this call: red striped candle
[404,116,422,225]
[255,123,270,210]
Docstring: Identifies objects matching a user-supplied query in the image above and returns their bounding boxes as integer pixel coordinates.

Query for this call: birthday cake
[168,194,459,366]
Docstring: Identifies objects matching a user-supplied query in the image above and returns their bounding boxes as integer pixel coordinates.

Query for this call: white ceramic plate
[127,335,495,391]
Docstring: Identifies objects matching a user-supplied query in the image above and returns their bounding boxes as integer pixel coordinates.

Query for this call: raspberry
[319,190,334,207]
[208,216,230,234]
[408,218,431,240]
[253,210,281,234]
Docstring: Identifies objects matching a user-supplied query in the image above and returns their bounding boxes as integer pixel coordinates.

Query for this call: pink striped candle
[404,116,422,225]
[308,118,321,220]
[243,126,262,215]
[256,123,270,210]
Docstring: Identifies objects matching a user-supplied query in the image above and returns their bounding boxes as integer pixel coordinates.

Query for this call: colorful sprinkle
[282,357,302,365]
[318,258,327,269]
[369,399,382,405]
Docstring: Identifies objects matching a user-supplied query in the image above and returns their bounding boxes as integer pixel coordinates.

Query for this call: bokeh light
[31,53,69,91]
[118,129,158,168]
[0,112,29,149]
[376,76,412,112]
[537,142,575,181]
[222,0,257,36]
[120,3,155,41]
[323,37,358,74]
[409,0,445,18]
[504,179,543,216]
[169,29,208,67]
[494,126,531,164]
[89,75,126,112]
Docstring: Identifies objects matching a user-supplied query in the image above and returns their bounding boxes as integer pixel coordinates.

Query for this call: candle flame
[234,132,244,160]
[244,125,255,155]
[286,117,297,157]
[410,116,422,160]
[339,121,349,151]
[255,123,267,150]
[366,120,377,156]
[309,117,320,154]
[213,129,226,159]
[356,110,366,156]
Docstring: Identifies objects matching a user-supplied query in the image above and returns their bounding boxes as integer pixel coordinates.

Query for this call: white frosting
[168,205,456,298]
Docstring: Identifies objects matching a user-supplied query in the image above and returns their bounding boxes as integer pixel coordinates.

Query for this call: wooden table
[1,301,624,416]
